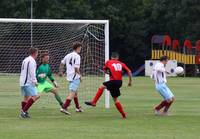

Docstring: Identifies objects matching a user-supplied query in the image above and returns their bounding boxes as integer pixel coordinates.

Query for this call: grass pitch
[0,76,200,139]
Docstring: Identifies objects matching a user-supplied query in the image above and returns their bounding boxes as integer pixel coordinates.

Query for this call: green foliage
[0,0,200,69]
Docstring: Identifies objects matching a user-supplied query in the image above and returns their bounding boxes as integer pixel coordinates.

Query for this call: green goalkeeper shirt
[36,64,54,83]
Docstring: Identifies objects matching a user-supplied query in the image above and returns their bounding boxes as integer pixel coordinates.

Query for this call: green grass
[0,76,200,139]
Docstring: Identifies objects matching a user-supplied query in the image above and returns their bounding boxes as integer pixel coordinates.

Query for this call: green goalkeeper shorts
[37,81,54,93]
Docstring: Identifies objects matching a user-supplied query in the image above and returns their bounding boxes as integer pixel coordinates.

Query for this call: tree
[0,0,200,71]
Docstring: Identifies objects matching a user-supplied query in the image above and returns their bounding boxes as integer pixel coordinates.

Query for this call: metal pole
[104,21,110,109]
[183,46,186,77]
[30,0,33,47]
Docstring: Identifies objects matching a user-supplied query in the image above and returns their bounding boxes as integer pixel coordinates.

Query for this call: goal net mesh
[0,21,107,109]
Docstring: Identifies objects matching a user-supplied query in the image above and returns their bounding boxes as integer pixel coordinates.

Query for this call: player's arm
[29,61,38,86]
[74,55,81,81]
[47,65,58,87]
[103,61,110,74]
[122,63,132,86]
[36,67,39,80]
[58,57,65,77]
[59,63,64,76]
[75,67,81,75]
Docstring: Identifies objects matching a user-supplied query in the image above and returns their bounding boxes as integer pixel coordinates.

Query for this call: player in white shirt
[59,42,83,115]
[20,47,40,118]
[151,56,175,116]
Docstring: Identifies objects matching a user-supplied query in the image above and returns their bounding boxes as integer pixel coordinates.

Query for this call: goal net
[0,18,109,109]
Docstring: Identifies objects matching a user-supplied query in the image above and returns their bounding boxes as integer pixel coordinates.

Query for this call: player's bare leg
[85,85,106,106]
[113,97,126,118]
[74,93,83,112]
[162,97,175,116]
[50,88,63,107]
[60,92,75,115]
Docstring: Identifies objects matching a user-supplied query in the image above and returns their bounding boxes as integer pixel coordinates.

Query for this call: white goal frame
[0,18,110,108]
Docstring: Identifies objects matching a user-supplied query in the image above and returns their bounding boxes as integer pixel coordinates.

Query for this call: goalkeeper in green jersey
[36,53,63,107]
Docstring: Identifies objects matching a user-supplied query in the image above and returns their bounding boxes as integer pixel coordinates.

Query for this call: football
[175,66,184,75]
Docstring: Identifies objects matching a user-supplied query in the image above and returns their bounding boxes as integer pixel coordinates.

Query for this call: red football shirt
[103,59,131,80]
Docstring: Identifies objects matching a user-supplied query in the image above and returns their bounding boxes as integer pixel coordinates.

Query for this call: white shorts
[21,85,37,96]
[69,79,80,92]
[156,83,174,100]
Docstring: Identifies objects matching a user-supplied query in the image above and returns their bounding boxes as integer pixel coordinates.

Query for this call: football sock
[155,100,167,110]
[92,87,104,105]
[21,101,27,109]
[74,96,80,109]
[115,101,126,118]
[54,93,63,106]
[22,98,34,112]
[63,99,71,110]
[163,101,173,112]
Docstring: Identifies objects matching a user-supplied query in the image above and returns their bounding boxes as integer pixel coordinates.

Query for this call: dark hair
[28,47,38,55]
[111,52,119,58]
[73,42,82,50]
[41,53,49,59]
[160,55,168,61]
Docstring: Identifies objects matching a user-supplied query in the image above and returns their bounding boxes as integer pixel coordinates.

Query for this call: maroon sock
[22,98,34,112]
[115,101,126,118]
[155,100,167,110]
[63,99,71,109]
[92,87,104,105]
[163,101,173,112]
[21,101,27,109]
[74,96,80,109]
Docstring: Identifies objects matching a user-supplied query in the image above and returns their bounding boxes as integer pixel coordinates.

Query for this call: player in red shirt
[85,52,132,118]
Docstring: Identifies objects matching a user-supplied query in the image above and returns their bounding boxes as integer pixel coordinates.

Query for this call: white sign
[145,60,177,76]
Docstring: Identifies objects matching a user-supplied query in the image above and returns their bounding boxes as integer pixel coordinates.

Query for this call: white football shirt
[61,51,81,81]
[20,56,37,86]
[151,62,167,84]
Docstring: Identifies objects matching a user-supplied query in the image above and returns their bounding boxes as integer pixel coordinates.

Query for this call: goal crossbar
[0,18,109,24]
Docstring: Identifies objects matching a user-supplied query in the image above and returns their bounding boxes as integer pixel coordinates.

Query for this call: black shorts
[103,80,122,98]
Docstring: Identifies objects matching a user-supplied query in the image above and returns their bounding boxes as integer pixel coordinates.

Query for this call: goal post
[0,18,110,108]
[104,21,110,109]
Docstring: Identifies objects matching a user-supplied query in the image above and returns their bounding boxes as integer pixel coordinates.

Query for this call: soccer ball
[175,66,184,75]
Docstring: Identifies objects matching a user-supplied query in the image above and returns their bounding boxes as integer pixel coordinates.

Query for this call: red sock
[22,98,34,112]
[163,101,173,112]
[155,100,167,110]
[74,96,80,109]
[115,101,126,118]
[21,101,27,109]
[63,99,71,109]
[91,87,104,105]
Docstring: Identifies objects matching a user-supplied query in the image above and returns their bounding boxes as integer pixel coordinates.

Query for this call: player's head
[73,42,82,54]
[41,53,49,64]
[111,52,119,60]
[29,47,38,59]
[160,55,168,65]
